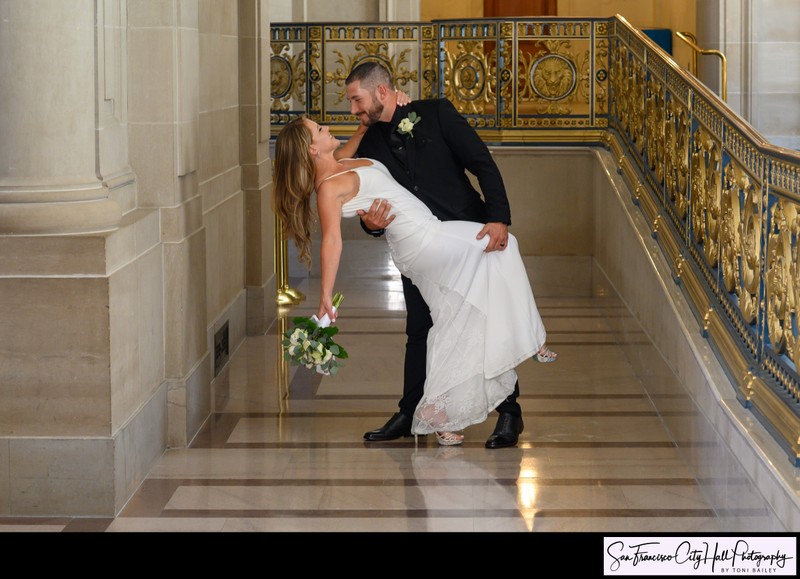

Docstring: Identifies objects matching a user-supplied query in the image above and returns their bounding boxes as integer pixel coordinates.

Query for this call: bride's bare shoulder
[316,170,357,202]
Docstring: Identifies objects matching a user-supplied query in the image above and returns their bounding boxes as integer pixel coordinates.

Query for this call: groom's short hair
[346,61,395,92]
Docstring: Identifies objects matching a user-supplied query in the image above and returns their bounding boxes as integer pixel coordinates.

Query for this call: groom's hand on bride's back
[358,198,395,233]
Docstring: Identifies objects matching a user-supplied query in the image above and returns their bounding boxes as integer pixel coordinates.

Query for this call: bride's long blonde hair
[273,117,316,268]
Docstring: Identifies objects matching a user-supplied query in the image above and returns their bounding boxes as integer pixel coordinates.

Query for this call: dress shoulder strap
[319,168,355,184]
[319,160,374,184]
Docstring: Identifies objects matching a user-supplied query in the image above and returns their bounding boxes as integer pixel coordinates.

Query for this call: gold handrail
[676,31,727,102]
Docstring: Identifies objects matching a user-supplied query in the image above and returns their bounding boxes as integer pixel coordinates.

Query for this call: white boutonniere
[396,112,421,138]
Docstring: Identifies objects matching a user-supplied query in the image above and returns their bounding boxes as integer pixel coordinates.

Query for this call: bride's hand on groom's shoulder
[396,90,412,107]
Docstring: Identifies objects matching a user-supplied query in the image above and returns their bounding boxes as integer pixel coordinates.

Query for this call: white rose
[398,118,414,133]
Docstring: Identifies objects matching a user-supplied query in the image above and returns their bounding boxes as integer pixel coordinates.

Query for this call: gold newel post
[276,314,290,413]
[275,216,299,418]
[275,214,306,305]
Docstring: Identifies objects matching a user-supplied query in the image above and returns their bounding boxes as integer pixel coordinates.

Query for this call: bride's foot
[435,431,465,446]
[535,344,558,363]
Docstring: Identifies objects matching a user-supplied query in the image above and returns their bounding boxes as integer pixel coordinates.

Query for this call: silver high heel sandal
[535,344,558,363]
[435,431,464,446]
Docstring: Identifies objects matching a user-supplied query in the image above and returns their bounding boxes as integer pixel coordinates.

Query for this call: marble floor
[1,240,728,537]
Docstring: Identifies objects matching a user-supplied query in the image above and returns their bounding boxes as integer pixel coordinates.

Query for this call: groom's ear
[377,84,391,102]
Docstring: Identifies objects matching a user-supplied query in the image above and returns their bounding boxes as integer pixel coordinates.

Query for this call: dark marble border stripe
[338,330,647,336]
[545,330,644,333]
[62,518,115,532]
[135,477,703,487]
[116,476,714,518]
[0,517,114,532]
[310,393,664,400]
[283,306,630,316]
[193,410,683,447]
[286,312,635,320]
[215,410,662,418]
[541,314,634,318]
[325,340,653,345]
[536,340,652,344]
[154,508,718,518]
[0,517,72,526]
[211,441,679,449]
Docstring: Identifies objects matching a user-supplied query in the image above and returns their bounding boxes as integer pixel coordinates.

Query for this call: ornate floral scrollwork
[443,40,494,114]
[665,98,689,220]
[690,131,706,244]
[495,37,513,116]
[645,75,665,185]
[610,43,628,132]
[738,173,761,322]
[308,37,322,111]
[325,42,417,105]
[720,164,740,294]
[765,200,795,355]
[720,162,761,323]
[270,43,307,111]
[594,38,609,115]
[421,34,438,97]
[628,59,645,157]
[765,198,800,369]
[690,127,721,267]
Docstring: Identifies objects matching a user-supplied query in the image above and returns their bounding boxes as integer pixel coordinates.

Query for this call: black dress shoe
[363,412,416,441]
[485,413,524,449]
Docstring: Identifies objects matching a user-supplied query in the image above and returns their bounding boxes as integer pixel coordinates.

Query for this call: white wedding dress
[338,160,547,435]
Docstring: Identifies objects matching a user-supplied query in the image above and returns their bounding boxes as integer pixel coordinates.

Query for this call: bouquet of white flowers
[282,292,348,375]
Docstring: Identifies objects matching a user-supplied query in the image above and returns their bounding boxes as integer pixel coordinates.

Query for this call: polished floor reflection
[1,240,725,533]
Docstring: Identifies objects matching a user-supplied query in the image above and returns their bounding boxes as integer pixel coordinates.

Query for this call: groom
[343,61,524,449]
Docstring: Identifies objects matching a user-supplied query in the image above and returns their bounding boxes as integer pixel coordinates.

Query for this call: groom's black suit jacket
[355,98,511,226]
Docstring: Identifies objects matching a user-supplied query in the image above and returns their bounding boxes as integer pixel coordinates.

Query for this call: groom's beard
[362,99,384,126]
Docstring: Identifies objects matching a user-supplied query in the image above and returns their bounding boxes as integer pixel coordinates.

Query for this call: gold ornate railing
[270,15,800,465]
[608,16,800,466]
[270,18,610,142]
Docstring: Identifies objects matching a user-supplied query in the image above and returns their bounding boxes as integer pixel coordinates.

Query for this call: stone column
[0,0,123,233]
[127,1,209,449]
[241,0,277,335]
[380,0,421,21]
[0,0,163,517]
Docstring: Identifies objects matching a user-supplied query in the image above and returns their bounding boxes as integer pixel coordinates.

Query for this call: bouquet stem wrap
[312,291,344,328]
